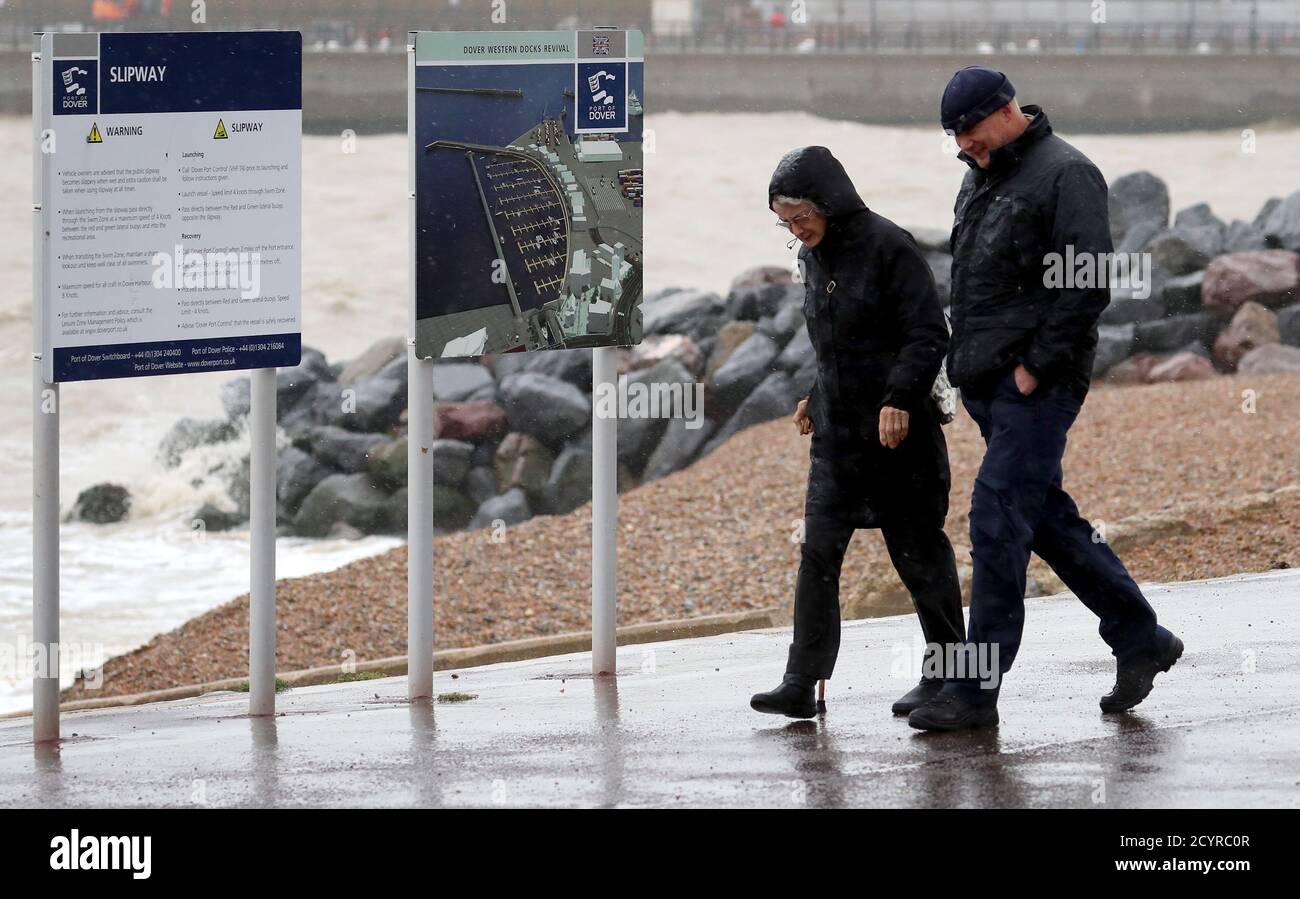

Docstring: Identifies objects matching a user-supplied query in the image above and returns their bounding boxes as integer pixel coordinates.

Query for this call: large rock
[727,281,801,322]
[1092,324,1135,378]
[191,502,243,533]
[469,487,531,531]
[430,484,476,530]
[434,400,508,442]
[71,483,131,524]
[296,425,387,474]
[1277,303,1300,346]
[1146,351,1217,383]
[387,483,476,532]
[1108,171,1169,245]
[1114,219,1162,256]
[727,265,793,293]
[338,336,404,386]
[494,431,556,501]
[703,371,799,455]
[499,372,590,448]
[1213,301,1281,370]
[1201,250,1300,313]
[757,303,806,345]
[157,417,238,468]
[643,417,715,482]
[430,363,495,402]
[276,346,333,410]
[537,446,592,515]
[347,355,408,432]
[367,438,406,491]
[1222,220,1270,254]
[1237,342,1300,374]
[1147,231,1210,280]
[293,473,389,537]
[492,347,591,390]
[1100,288,1165,325]
[1259,189,1300,251]
[429,439,475,487]
[641,288,727,340]
[776,323,813,372]
[1174,202,1225,232]
[622,333,706,378]
[463,466,498,505]
[1105,352,1161,385]
[1160,270,1204,315]
[613,357,694,476]
[277,445,332,517]
[1133,312,1220,355]
[709,332,780,418]
[705,320,757,377]
[791,358,818,397]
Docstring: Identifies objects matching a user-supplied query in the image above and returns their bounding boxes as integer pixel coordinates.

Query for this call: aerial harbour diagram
[412,30,645,359]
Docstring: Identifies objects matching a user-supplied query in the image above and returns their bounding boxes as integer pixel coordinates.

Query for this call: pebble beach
[67,371,1300,701]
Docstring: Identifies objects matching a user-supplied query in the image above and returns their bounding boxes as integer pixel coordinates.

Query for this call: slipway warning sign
[213,118,228,139]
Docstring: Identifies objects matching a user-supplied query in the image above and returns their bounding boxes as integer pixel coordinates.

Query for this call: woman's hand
[793,397,814,436]
[879,406,909,448]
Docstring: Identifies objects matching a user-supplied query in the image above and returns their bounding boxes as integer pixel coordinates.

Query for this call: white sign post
[32,31,302,738]
[591,346,619,677]
[406,38,434,701]
[408,30,644,685]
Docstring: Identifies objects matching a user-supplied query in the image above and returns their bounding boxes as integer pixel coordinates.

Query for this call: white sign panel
[35,31,302,382]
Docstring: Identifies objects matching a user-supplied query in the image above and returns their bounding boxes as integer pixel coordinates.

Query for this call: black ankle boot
[1101,631,1184,713]
[750,673,817,719]
[891,678,944,716]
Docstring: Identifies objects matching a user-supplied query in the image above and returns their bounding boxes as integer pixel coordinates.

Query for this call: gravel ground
[68,372,1300,700]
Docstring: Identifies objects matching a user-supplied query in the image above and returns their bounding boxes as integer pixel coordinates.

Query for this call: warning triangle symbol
[86,122,102,144]
[213,118,229,140]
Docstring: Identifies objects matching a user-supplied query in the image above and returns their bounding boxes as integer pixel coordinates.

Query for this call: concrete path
[1,570,1297,808]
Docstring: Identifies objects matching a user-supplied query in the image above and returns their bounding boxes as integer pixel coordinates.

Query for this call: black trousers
[941,366,1164,707]
[785,512,967,681]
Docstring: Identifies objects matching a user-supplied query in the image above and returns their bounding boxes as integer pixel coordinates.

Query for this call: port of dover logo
[576,61,627,133]
[53,59,98,116]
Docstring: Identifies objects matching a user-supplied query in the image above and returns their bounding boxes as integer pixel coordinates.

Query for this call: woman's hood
[767,146,868,218]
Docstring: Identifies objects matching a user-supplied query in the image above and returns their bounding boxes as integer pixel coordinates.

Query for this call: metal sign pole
[247,367,277,715]
[32,38,60,744]
[591,345,618,677]
[32,368,59,743]
[407,36,434,701]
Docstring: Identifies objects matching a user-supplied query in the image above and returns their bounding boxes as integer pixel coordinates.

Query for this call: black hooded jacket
[768,146,952,529]
[948,105,1113,399]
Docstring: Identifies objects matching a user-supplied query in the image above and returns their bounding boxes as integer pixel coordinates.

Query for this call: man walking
[909,67,1183,731]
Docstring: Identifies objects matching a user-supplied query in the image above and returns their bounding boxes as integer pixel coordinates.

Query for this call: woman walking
[751,146,966,719]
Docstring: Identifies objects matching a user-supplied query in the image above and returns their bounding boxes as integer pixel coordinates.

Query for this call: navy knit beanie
[940,66,1016,134]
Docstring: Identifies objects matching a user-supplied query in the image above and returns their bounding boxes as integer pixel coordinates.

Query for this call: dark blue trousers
[944,367,1162,706]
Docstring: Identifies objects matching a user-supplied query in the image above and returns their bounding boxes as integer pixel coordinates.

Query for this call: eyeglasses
[775,208,818,231]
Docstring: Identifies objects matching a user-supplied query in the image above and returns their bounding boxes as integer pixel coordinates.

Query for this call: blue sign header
[99,31,301,115]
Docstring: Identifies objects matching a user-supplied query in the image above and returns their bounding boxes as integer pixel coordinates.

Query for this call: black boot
[907,693,999,731]
[1101,632,1184,713]
[750,673,817,719]
[891,678,944,716]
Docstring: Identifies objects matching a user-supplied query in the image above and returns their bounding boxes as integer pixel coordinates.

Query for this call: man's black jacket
[948,105,1112,400]
[768,146,952,528]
